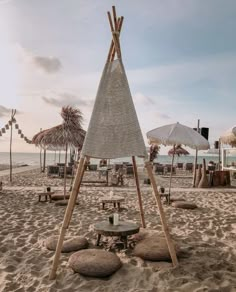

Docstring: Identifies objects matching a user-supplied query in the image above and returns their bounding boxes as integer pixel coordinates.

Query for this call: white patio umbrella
[220,125,236,147]
[147,122,210,203]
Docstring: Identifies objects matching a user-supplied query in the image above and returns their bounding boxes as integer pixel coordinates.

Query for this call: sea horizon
[1,151,235,167]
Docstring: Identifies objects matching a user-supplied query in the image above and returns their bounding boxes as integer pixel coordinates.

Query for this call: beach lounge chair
[47,165,60,177]
[176,163,183,170]
[154,164,164,175]
[184,163,193,172]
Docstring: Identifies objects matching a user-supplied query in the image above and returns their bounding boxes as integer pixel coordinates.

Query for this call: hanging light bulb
[2,128,6,133]
[18,129,22,134]
[15,124,19,129]
[5,124,9,130]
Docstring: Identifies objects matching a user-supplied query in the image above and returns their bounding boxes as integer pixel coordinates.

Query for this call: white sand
[0,168,236,291]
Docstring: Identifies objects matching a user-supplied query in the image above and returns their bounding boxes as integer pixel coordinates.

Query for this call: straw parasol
[32,106,86,198]
[32,107,85,149]
[168,144,190,156]
[220,125,236,147]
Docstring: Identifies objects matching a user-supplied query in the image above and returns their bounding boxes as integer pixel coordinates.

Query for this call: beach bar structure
[218,126,236,183]
[49,6,178,279]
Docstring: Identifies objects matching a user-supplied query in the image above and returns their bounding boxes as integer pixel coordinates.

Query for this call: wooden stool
[38,191,54,203]
[100,196,125,211]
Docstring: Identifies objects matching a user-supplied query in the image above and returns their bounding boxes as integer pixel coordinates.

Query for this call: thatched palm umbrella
[220,126,236,147]
[32,106,86,199]
[168,144,190,156]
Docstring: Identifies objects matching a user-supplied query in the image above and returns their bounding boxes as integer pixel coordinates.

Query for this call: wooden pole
[63,143,68,200]
[39,129,42,172]
[107,11,121,59]
[111,17,123,61]
[67,157,87,224]
[218,140,221,170]
[112,6,118,30]
[168,145,176,204]
[132,156,146,228]
[107,16,123,62]
[192,119,200,187]
[49,156,86,280]
[9,109,16,182]
[145,161,178,267]
[40,147,42,172]
[111,6,122,60]
[42,149,46,173]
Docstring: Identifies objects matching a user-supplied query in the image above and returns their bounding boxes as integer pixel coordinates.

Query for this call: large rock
[172,201,198,209]
[133,234,179,261]
[45,236,88,252]
[68,249,122,277]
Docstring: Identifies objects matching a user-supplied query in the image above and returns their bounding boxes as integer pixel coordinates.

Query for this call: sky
[0,0,236,154]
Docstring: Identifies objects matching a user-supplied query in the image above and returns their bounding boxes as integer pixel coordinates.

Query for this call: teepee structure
[49,6,178,279]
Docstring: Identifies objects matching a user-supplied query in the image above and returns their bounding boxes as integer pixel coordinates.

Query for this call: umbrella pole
[43,149,46,173]
[168,146,175,204]
[132,156,146,228]
[40,147,42,172]
[49,156,85,280]
[63,144,68,200]
[193,119,200,187]
[145,161,178,267]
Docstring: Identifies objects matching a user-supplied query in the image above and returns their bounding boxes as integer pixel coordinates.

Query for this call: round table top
[94,221,140,236]
[100,196,125,203]
[37,191,55,195]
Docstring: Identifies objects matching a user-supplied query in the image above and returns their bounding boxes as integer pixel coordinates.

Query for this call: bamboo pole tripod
[9,109,16,182]
[49,6,178,280]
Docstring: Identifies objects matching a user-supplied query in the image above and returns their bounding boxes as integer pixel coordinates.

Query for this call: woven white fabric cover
[81,59,147,159]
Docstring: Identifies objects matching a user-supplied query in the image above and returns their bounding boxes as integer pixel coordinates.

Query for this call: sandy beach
[0,167,236,292]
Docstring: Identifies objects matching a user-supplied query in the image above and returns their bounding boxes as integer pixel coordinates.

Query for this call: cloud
[0,0,15,4]
[33,56,62,73]
[158,113,171,120]
[133,92,155,105]
[41,93,92,108]
[16,45,62,74]
[0,105,12,118]
[0,106,22,118]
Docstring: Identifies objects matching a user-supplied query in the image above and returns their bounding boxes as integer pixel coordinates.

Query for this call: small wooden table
[94,221,140,249]
[100,196,125,211]
[37,191,55,203]
[98,167,112,186]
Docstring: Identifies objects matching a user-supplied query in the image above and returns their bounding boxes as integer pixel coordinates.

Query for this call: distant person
[85,158,91,170]
[99,159,107,167]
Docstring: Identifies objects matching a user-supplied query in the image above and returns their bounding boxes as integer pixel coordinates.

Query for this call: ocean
[0,152,235,167]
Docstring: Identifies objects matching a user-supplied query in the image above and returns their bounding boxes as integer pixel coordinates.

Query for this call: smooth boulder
[133,234,179,261]
[68,249,122,277]
[172,201,198,209]
[45,236,88,252]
